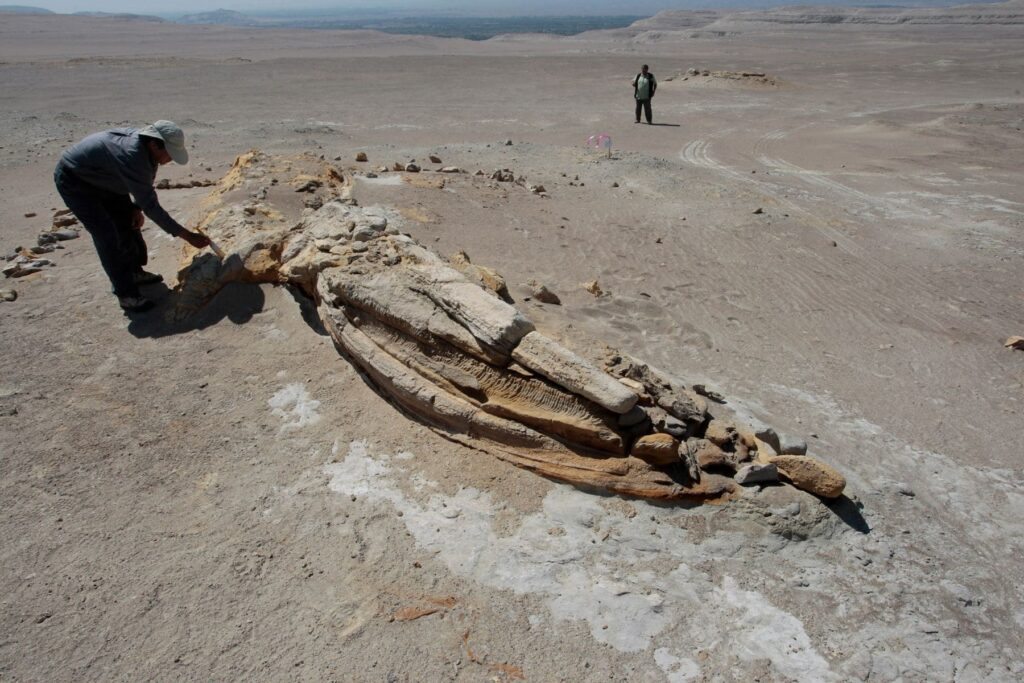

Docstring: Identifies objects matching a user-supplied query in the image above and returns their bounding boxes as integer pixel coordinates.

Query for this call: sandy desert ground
[1,4,1023,681]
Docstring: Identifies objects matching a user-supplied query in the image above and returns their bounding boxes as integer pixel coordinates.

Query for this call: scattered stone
[491,169,515,182]
[691,384,726,403]
[504,139,513,146]
[752,425,780,453]
[53,216,78,228]
[617,377,646,395]
[631,433,680,466]
[475,169,485,176]
[295,179,322,193]
[355,152,368,162]
[3,257,53,278]
[439,167,464,174]
[24,212,36,218]
[735,462,779,485]
[0,289,16,301]
[770,455,846,499]
[30,244,56,255]
[405,163,421,173]
[157,178,215,189]
[351,241,368,253]
[365,172,378,178]
[583,280,604,297]
[530,184,547,195]
[448,250,510,300]
[392,162,405,172]
[658,392,708,430]
[429,155,442,164]
[1005,336,1024,351]
[611,182,619,188]
[752,208,764,215]
[37,233,58,246]
[52,229,79,241]
[777,434,808,455]
[617,405,649,428]
[657,414,688,440]
[53,208,72,217]
[531,283,560,305]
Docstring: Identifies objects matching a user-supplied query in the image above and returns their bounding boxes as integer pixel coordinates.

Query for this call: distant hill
[607,0,1024,38]
[176,9,260,27]
[73,12,165,22]
[0,5,53,13]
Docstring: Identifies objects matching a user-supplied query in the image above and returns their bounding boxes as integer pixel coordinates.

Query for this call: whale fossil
[172,151,846,503]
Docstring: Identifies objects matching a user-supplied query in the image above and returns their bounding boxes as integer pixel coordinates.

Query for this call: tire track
[678,132,962,347]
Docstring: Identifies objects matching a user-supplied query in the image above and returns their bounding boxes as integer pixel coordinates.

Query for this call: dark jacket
[58,128,185,237]
[633,72,657,100]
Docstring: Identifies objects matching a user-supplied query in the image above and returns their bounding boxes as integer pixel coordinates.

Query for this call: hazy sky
[13,1,981,16]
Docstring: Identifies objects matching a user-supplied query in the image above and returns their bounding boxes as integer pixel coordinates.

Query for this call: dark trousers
[635,98,653,123]
[54,163,148,298]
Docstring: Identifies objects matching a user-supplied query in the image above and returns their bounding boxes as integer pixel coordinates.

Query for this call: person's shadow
[126,273,266,338]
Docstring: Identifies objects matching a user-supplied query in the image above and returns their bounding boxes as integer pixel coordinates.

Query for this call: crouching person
[54,120,211,313]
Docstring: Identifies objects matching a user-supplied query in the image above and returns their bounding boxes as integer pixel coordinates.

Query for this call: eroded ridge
[175,151,847,503]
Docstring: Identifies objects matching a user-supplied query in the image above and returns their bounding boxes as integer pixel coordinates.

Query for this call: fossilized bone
[174,151,846,503]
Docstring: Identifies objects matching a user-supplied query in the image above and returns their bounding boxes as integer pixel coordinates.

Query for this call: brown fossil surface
[174,151,847,503]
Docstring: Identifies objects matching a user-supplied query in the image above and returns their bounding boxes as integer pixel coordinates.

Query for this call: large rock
[734,462,779,485]
[512,331,639,414]
[770,455,845,499]
[448,250,510,301]
[687,438,735,472]
[704,419,739,449]
[631,433,680,466]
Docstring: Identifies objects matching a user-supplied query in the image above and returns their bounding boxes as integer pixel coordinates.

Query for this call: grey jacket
[633,72,657,100]
[59,128,185,237]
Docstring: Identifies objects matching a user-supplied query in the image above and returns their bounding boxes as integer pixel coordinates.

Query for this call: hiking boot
[133,269,163,285]
[118,295,155,313]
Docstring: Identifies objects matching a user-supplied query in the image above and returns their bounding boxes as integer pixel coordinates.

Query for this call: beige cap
[138,120,188,165]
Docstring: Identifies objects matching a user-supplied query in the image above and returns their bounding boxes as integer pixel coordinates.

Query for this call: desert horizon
[1,3,1023,681]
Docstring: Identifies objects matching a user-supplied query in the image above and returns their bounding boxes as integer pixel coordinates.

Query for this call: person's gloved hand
[181,230,212,249]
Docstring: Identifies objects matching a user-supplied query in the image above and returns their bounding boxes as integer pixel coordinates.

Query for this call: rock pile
[156,178,217,190]
[3,209,81,278]
[669,68,778,86]
[174,150,848,504]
